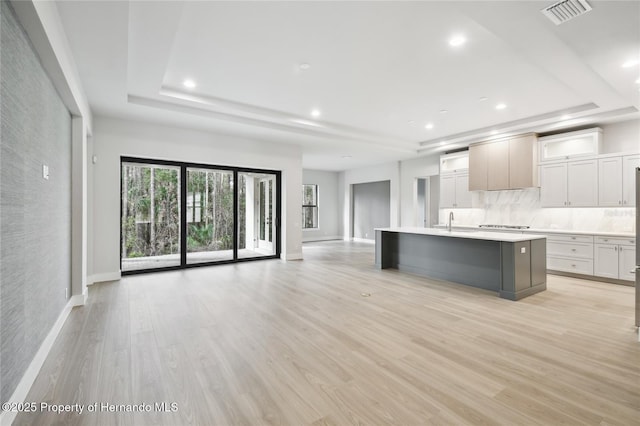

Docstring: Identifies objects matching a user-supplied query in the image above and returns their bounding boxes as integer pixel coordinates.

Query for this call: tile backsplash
[440,188,635,233]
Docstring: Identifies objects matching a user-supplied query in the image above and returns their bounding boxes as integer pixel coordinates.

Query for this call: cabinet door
[594,244,618,279]
[567,160,597,207]
[487,140,510,190]
[622,154,640,206]
[598,157,623,206]
[509,135,537,189]
[468,144,488,191]
[540,163,567,207]
[439,174,456,208]
[619,246,636,281]
[455,173,472,208]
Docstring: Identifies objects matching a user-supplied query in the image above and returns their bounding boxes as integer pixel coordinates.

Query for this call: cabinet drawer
[547,241,593,259]
[546,234,593,244]
[594,236,635,246]
[547,256,594,275]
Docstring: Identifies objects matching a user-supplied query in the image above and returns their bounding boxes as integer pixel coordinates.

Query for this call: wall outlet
[520,247,526,254]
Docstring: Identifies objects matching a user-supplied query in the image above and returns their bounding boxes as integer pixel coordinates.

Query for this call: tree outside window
[302,184,318,229]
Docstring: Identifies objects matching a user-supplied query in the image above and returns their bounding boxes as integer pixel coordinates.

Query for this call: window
[302,184,318,229]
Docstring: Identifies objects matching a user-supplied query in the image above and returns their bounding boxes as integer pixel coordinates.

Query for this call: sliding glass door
[121,158,280,274]
[186,168,234,264]
[121,162,181,272]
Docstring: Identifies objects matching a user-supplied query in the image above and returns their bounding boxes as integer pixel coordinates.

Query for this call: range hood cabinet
[468,133,538,191]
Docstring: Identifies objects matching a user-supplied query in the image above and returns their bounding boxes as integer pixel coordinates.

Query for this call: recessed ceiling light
[425,123,434,129]
[495,103,507,110]
[299,63,311,70]
[183,79,196,89]
[636,77,640,84]
[449,35,466,47]
[311,109,321,118]
[440,141,447,146]
[440,109,448,114]
[408,120,415,125]
[622,59,639,68]
[342,155,352,159]
[478,97,488,102]
[490,130,498,135]
[561,114,571,120]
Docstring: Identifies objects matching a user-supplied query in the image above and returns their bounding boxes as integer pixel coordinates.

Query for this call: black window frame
[302,184,319,229]
[120,156,281,275]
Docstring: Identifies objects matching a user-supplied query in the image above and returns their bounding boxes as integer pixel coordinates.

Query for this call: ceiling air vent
[542,0,592,25]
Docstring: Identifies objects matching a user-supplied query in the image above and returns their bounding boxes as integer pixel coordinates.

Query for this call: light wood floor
[15,241,640,425]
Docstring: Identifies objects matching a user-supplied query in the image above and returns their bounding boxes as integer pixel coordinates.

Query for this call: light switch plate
[42,164,49,180]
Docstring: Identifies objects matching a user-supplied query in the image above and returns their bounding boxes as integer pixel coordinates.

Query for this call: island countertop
[375,227,547,243]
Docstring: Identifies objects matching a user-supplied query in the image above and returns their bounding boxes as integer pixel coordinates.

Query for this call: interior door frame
[120,156,281,275]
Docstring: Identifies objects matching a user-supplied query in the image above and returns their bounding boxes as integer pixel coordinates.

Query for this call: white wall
[339,161,400,240]
[600,119,640,153]
[302,169,340,241]
[399,155,440,227]
[90,117,303,281]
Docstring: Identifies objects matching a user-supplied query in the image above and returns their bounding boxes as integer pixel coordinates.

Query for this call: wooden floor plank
[14,241,640,425]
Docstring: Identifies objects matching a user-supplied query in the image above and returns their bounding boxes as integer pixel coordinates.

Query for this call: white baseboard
[87,271,121,285]
[302,236,342,243]
[282,252,303,261]
[352,237,375,244]
[0,298,75,426]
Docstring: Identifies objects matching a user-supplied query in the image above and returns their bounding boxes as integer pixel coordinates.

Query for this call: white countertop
[376,227,546,243]
[432,224,635,238]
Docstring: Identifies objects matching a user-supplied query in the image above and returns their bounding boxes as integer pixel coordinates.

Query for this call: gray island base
[375,228,547,300]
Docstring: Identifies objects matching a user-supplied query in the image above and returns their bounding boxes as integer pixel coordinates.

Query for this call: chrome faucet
[448,211,454,232]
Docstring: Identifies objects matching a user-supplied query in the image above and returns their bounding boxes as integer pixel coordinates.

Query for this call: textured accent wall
[1,0,72,404]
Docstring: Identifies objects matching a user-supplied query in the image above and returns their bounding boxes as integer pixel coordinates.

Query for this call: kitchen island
[375,227,547,300]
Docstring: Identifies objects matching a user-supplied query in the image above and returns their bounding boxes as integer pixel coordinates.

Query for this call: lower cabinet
[545,234,594,275]
[594,237,636,281]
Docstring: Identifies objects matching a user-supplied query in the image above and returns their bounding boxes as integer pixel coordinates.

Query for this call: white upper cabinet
[567,160,598,207]
[598,157,623,206]
[440,152,469,174]
[538,128,602,162]
[454,173,472,208]
[622,154,640,206]
[540,159,598,207]
[439,173,471,208]
[540,163,567,207]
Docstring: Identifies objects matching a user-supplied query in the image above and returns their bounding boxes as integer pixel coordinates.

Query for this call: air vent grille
[542,0,592,25]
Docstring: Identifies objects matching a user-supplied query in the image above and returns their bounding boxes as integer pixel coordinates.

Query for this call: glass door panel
[238,172,277,259]
[186,168,234,264]
[121,163,181,272]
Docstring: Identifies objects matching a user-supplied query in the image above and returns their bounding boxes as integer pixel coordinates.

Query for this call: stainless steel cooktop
[478,224,530,230]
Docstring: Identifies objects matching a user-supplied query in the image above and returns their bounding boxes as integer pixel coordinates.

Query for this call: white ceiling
[55,1,640,171]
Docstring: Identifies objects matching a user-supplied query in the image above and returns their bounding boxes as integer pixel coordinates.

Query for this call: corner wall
[90,117,304,280]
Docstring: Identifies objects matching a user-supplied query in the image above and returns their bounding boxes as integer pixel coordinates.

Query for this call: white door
[594,244,619,279]
[567,159,598,207]
[619,246,636,281]
[622,155,640,206]
[598,157,623,206]
[257,177,275,251]
[540,163,567,207]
